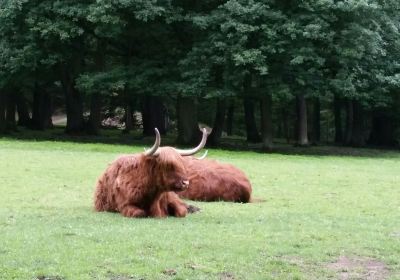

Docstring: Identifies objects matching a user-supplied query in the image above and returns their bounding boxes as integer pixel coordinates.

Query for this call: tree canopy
[1,0,399,147]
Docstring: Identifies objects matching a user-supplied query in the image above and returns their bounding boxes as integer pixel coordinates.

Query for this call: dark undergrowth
[1,126,399,158]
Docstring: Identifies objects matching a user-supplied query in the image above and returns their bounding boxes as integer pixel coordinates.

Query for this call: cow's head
[143,128,208,192]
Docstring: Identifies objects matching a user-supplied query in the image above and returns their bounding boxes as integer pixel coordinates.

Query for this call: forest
[1,0,400,149]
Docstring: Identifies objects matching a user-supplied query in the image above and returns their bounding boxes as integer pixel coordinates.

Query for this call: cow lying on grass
[94,128,207,218]
[179,156,252,203]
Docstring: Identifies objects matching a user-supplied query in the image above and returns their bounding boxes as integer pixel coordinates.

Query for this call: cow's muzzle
[173,180,189,192]
[182,180,189,189]
[175,180,189,191]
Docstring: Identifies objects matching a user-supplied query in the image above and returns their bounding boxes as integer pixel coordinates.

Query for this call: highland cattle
[94,128,207,218]
[179,156,252,203]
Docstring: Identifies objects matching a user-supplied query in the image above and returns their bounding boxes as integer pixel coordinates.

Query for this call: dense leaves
[0,0,399,146]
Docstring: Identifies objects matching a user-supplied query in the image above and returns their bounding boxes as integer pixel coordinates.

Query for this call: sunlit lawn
[0,136,399,279]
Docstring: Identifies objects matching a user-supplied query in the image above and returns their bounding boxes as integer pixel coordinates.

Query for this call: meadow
[0,136,399,279]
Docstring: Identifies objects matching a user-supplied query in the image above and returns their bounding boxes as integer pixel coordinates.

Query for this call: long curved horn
[143,128,161,156]
[196,150,208,160]
[175,128,208,156]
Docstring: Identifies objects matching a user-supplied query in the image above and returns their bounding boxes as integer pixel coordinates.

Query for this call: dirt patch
[35,276,64,280]
[108,276,134,280]
[327,256,389,280]
[219,272,235,280]
[63,232,76,237]
[184,262,206,270]
[390,231,400,238]
[162,269,177,276]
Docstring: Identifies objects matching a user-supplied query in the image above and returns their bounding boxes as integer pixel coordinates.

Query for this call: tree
[326,1,400,146]
[1,0,400,148]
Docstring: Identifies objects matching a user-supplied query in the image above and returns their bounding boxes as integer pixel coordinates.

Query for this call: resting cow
[179,156,252,203]
[94,128,207,218]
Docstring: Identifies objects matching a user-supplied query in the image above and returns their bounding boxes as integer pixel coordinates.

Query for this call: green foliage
[177,0,400,107]
[1,0,400,141]
[1,0,399,101]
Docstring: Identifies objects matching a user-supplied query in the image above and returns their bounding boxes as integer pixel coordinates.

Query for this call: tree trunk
[60,64,85,134]
[0,90,6,133]
[351,100,365,147]
[31,83,53,130]
[243,74,261,143]
[15,91,31,127]
[142,95,168,136]
[312,98,321,144]
[260,94,273,150]
[344,99,354,145]
[43,92,53,129]
[243,97,261,143]
[177,96,201,145]
[226,100,235,136]
[86,93,102,135]
[6,91,17,131]
[87,41,105,135]
[282,108,290,143]
[296,94,309,146]
[31,84,42,129]
[276,119,283,139]
[124,103,134,133]
[208,98,227,146]
[368,111,395,146]
[334,95,343,144]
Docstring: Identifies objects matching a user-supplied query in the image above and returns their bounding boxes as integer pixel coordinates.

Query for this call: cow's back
[181,158,252,202]
[94,155,141,211]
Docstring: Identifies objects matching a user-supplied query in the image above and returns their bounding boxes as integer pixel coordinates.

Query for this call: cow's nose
[182,180,189,187]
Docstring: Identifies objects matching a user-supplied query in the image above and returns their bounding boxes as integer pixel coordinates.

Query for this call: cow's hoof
[187,205,201,214]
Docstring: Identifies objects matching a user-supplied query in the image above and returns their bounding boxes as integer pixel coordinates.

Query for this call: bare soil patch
[327,256,389,280]
[184,262,207,270]
[35,276,64,280]
[219,271,236,280]
[162,268,177,276]
[390,231,400,238]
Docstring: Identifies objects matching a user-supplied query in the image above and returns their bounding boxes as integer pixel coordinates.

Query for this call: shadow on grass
[1,126,399,158]
[221,140,400,158]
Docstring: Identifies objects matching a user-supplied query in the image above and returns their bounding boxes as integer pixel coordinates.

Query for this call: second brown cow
[179,156,252,203]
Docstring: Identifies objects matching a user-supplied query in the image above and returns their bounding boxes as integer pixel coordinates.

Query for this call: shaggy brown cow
[94,128,207,218]
[179,156,252,203]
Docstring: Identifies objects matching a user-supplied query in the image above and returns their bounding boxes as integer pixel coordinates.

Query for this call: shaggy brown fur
[149,192,189,217]
[179,157,252,203]
[94,147,192,218]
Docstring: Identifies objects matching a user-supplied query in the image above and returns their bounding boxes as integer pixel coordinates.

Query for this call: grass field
[0,136,399,280]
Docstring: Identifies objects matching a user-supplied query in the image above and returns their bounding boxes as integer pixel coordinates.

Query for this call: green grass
[0,137,399,279]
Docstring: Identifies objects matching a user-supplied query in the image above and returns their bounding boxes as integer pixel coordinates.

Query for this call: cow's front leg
[120,205,146,218]
[148,199,168,218]
[166,193,188,218]
[170,203,188,218]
